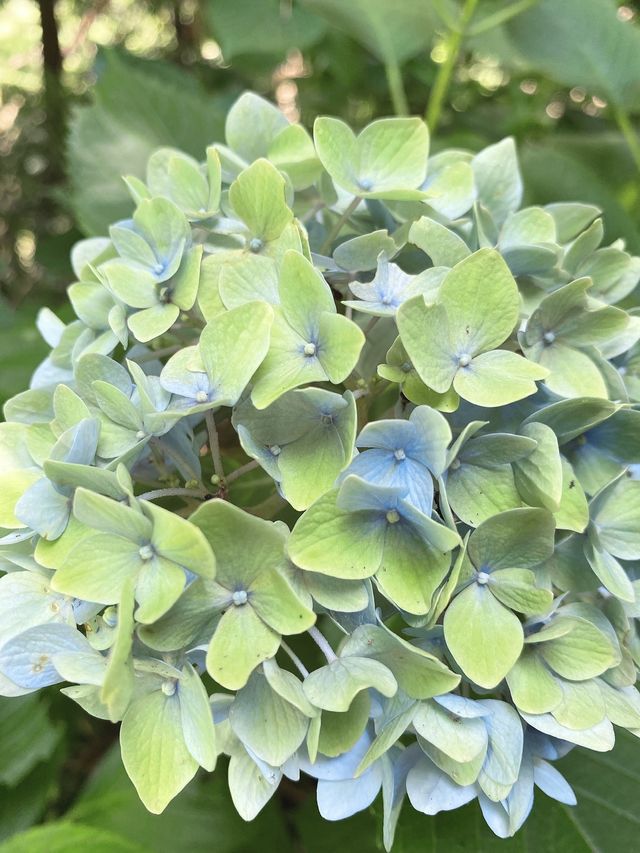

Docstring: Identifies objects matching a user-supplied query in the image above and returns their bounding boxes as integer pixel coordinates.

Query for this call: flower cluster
[1,92,639,846]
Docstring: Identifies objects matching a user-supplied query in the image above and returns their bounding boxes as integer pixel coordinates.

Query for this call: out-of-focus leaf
[0,311,49,406]
[521,139,640,253]
[300,0,445,65]
[66,746,293,853]
[0,751,62,841]
[386,729,640,851]
[204,0,327,59]
[68,51,226,236]
[0,823,146,853]
[504,0,640,112]
[0,695,60,786]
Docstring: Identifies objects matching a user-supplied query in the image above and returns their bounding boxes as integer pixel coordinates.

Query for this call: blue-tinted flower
[339,405,451,514]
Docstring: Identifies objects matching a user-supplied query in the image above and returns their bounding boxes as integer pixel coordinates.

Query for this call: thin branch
[281,641,309,677]
[62,0,109,57]
[205,410,225,483]
[426,0,479,133]
[384,57,409,115]
[307,626,337,663]
[226,459,259,484]
[137,487,206,502]
[320,196,361,256]
[246,492,287,519]
[133,344,182,363]
[364,315,380,336]
[613,106,640,176]
[467,0,538,37]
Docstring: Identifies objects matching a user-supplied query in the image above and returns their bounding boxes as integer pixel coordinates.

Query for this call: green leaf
[67,743,292,852]
[120,689,198,814]
[443,583,524,689]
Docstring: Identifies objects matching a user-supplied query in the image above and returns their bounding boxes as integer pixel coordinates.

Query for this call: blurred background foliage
[1,0,640,849]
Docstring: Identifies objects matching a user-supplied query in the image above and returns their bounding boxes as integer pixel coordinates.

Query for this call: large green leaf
[300,0,443,65]
[388,729,640,852]
[68,51,226,235]
[521,140,640,253]
[505,0,640,112]
[0,695,60,787]
[204,0,327,59]
[0,823,146,853]
[65,746,293,853]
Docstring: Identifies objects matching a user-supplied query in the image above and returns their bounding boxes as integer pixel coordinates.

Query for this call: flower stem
[281,641,309,677]
[385,57,409,116]
[226,459,260,484]
[307,625,337,663]
[320,195,361,256]
[205,410,225,483]
[426,0,479,133]
[137,487,206,502]
[613,106,640,175]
